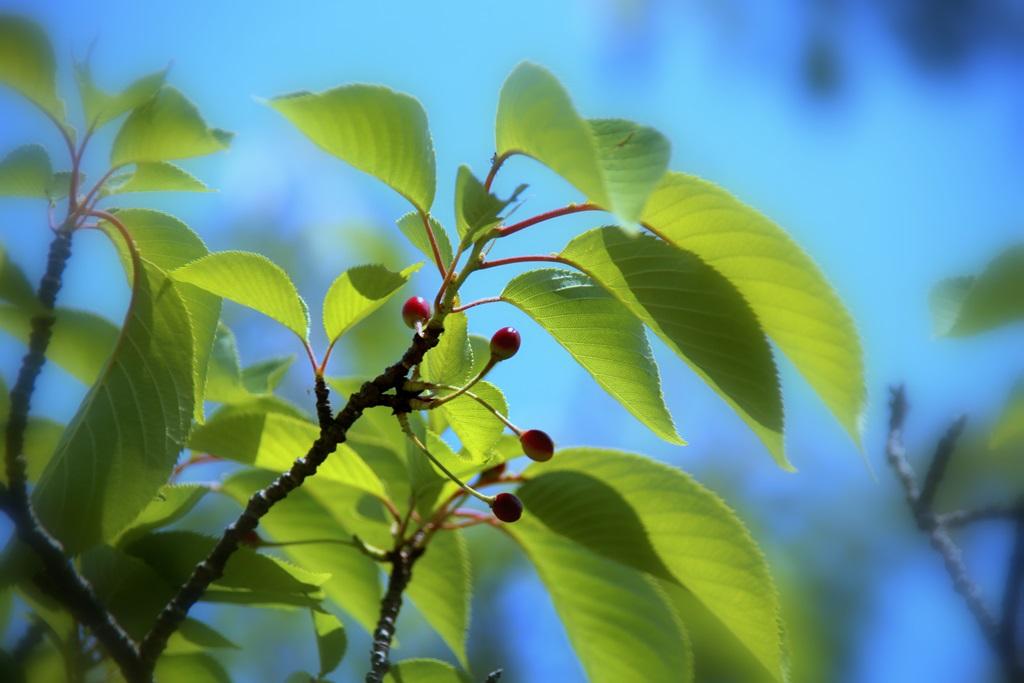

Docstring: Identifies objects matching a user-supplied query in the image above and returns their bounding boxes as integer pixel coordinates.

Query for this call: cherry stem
[451,296,502,313]
[476,254,575,271]
[428,359,497,408]
[171,453,219,480]
[483,152,512,192]
[419,210,447,277]
[494,202,600,238]
[397,414,494,505]
[78,165,123,214]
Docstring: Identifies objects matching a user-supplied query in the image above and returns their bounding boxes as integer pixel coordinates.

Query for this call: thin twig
[365,541,423,682]
[939,505,1024,529]
[885,386,1019,680]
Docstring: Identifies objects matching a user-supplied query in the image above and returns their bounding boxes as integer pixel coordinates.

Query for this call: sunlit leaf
[271,84,436,212]
[114,483,211,544]
[32,261,195,552]
[454,165,505,240]
[123,531,328,602]
[397,212,453,269]
[172,250,309,340]
[323,263,420,347]
[510,516,693,683]
[519,448,787,681]
[312,610,347,677]
[242,355,294,394]
[383,659,470,683]
[110,86,232,166]
[109,161,210,194]
[0,144,52,197]
[0,305,118,385]
[79,544,175,639]
[75,62,166,129]
[100,209,221,422]
[501,268,681,445]
[440,381,508,462]
[930,245,1024,337]
[0,245,37,309]
[561,227,786,467]
[0,15,65,122]
[495,63,669,223]
[223,469,384,632]
[169,619,240,654]
[642,172,865,445]
[421,312,472,388]
[188,406,386,499]
[408,529,471,667]
[153,653,231,683]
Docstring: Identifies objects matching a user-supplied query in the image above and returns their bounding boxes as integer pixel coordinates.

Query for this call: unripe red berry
[402,296,431,328]
[520,429,554,462]
[490,326,521,361]
[491,492,523,523]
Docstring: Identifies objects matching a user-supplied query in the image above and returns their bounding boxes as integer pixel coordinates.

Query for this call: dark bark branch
[314,375,333,430]
[365,544,423,683]
[916,413,967,514]
[940,505,1024,529]
[484,669,504,682]
[885,385,1020,681]
[0,229,148,681]
[138,324,444,674]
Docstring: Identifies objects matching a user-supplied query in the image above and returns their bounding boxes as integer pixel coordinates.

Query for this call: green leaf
[109,161,210,194]
[642,172,865,445]
[169,618,240,654]
[312,610,347,677]
[397,212,453,269]
[79,544,174,639]
[501,268,681,445]
[270,84,436,212]
[510,516,693,683]
[242,355,294,394]
[561,227,787,467]
[0,16,65,122]
[454,165,505,240]
[114,483,211,544]
[123,531,328,601]
[421,312,473,387]
[440,381,508,461]
[588,118,671,222]
[110,86,232,166]
[0,305,118,385]
[223,469,384,632]
[75,62,166,129]
[154,654,231,683]
[323,263,420,347]
[32,261,195,552]
[172,250,309,340]
[407,530,471,667]
[0,145,52,197]
[992,382,1024,450]
[99,209,221,422]
[204,323,253,403]
[495,63,669,222]
[383,659,470,683]
[0,415,64,484]
[930,245,1024,337]
[188,406,386,499]
[0,245,37,309]
[519,448,786,681]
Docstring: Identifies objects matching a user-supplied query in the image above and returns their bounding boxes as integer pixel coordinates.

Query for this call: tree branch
[0,228,148,680]
[137,321,445,673]
[365,542,423,683]
[885,385,1020,680]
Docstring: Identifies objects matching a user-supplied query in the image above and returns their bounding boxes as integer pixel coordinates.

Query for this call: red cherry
[491,492,523,523]
[402,296,431,328]
[520,429,554,462]
[490,326,521,361]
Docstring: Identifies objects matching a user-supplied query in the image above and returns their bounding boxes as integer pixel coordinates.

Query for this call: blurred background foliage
[1,0,1022,681]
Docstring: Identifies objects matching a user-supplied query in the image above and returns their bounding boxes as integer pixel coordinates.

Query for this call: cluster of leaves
[0,13,867,683]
